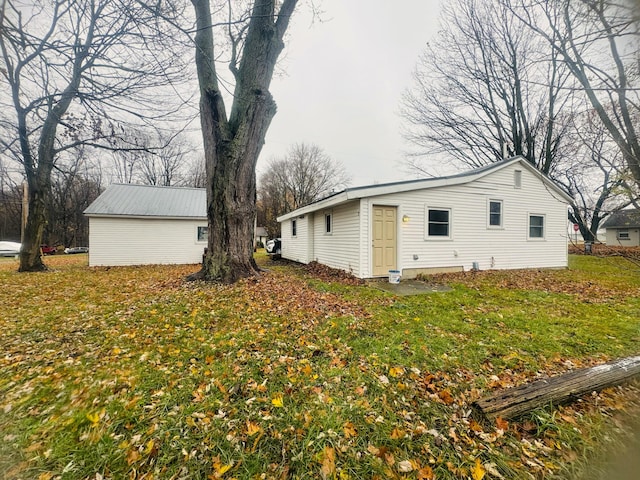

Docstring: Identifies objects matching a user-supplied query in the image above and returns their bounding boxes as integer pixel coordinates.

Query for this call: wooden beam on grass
[473,355,640,420]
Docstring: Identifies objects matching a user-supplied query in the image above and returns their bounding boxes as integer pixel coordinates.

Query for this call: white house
[601,209,640,247]
[276,156,572,279]
[84,184,208,266]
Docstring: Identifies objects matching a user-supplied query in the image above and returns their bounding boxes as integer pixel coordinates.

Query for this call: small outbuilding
[255,226,268,248]
[84,184,207,266]
[276,156,572,279]
[601,209,640,246]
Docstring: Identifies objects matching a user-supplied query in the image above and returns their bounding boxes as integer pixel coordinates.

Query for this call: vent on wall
[514,170,522,189]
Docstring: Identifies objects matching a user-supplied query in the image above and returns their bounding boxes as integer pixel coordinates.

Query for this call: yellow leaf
[417,465,435,480]
[343,421,357,438]
[37,473,53,480]
[472,458,486,480]
[144,439,155,455]
[246,421,261,437]
[469,419,483,432]
[126,448,140,465]
[390,427,405,439]
[86,412,100,425]
[389,366,404,378]
[271,394,284,408]
[213,463,232,477]
[321,446,336,480]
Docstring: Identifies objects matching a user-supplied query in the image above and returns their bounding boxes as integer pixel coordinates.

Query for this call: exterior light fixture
[402,215,410,223]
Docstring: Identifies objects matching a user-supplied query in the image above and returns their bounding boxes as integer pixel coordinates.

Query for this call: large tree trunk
[18,178,49,272]
[191,0,297,283]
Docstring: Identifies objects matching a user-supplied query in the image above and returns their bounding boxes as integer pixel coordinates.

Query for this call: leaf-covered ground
[1,253,639,480]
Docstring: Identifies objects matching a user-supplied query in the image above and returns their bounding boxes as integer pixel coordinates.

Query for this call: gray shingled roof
[601,209,640,229]
[84,184,206,218]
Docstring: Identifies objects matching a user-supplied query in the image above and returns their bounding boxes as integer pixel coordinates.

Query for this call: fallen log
[473,355,640,420]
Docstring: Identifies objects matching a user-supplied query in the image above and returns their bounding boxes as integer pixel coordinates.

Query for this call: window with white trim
[292,219,297,237]
[197,226,208,242]
[617,229,630,240]
[426,207,451,239]
[528,214,545,239]
[325,213,332,234]
[488,200,503,228]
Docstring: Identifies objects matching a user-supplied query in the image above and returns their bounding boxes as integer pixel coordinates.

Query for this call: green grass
[0,254,639,479]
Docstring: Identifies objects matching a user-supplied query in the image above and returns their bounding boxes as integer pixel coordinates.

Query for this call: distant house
[255,226,268,247]
[276,156,572,279]
[84,184,207,266]
[601,209,640,246]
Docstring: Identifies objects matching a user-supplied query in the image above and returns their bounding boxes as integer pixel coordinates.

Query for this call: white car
[265,238,281,258]
[0,241,21,257]
[64,246,89,254]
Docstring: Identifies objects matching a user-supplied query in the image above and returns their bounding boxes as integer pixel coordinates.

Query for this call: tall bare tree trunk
[19,176,50,271]
[191,0,297,283]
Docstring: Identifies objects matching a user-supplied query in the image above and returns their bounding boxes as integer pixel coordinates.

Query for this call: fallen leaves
[472,458,486,480]
[431,264,640,304]
[320,446,336,479]
[0,254,639,479]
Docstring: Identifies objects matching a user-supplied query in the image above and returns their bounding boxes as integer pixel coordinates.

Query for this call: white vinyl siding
[88,217,207,266]
[278,159,569,278]
[281,216,308,263]
[280,204,360,275]
[312,202,360,276]
[606,228,640,246]
[364,163,568,274]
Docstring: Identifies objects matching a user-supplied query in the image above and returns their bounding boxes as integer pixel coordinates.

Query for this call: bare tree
[285,143,349,208]
[110,131,195,186]
[190,0,298,282]
[258,143,350,237]
[111,149,138,185]
[0,0,189,271]
[401,0,572,174]
[47,145,103,247]
[138,134,193,186]
[556,109,637,242]
[184,155,207,188]
[0,159,21,241]
[505,0,640,187]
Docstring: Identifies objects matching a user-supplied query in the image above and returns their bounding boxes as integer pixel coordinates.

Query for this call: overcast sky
[257,0,443,187]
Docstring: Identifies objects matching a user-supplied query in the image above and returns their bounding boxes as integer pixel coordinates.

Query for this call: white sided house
[601,209,640,247]
[276,157,572,279]
[84,184,208,266]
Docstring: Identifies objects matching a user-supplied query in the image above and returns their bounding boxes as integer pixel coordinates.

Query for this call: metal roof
[601,209,640,229]
[84,184,206,218]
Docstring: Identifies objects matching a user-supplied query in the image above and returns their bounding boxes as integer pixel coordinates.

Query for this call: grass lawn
[1,253,639,479]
